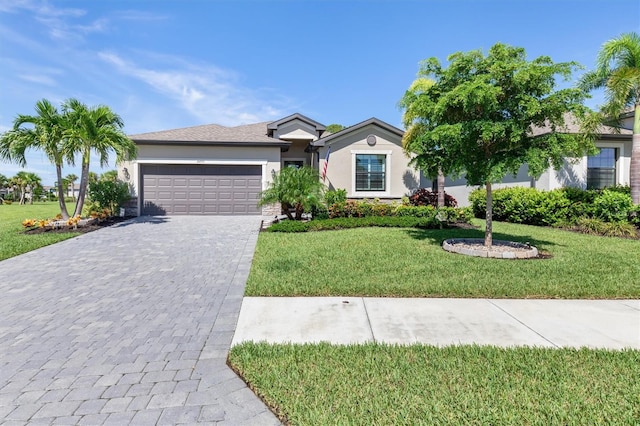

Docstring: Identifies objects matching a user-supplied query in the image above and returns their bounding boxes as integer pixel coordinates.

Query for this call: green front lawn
[229,343,640,425]
[246,221,640,298]
[0,202,78,261]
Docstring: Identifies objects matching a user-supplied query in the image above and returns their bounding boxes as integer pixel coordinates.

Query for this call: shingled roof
[530,113,633,137]
[129,122,291,147]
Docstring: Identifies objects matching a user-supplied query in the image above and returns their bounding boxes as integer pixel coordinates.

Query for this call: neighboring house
[120,112,633,216]
[421,115,634,205]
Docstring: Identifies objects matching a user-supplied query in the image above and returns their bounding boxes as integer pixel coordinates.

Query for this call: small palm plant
[258,166,325,220]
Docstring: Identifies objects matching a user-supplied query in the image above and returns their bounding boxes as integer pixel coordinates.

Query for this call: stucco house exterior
[119,112,633,216]
[121,113,418,216]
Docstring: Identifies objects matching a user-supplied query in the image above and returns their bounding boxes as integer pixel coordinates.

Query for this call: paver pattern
[0,216,280,425]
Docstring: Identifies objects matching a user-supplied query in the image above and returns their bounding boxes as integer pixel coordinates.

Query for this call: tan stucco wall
[318,125,419,199]
[118,144,282,215]
[281,140,312,165]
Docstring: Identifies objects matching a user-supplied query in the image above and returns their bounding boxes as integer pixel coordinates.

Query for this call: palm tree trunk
[73,155,90,217]
[630,107,640,204]
[55,165,70,219]
[485,181,493,248]
[631,133,640,204]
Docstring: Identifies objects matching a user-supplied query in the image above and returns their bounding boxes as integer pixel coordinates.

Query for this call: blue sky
[1,0,639,185]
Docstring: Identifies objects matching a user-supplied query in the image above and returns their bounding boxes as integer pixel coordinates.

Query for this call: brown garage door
[140,164,262,215]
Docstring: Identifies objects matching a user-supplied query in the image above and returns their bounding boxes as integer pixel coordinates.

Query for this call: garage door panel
[141,164,261,215]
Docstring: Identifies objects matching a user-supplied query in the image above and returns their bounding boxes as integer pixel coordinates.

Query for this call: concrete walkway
[233,297,640,349]
[0,216,280,425]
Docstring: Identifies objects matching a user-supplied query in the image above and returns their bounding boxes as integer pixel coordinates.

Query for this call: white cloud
[99,51,294,126]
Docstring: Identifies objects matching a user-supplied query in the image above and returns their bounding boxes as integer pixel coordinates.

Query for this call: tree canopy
[400,43,594,246]
[325,123,346,134]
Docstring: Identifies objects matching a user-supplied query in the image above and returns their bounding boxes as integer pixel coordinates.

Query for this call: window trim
[351,150,392,197]
[586,143,624,189]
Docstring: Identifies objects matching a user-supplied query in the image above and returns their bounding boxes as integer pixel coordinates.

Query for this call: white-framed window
[351,150,391,197]
[587,147,618,189]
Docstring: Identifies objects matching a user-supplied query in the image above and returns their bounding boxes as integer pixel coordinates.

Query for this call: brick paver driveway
[0,216,280,425]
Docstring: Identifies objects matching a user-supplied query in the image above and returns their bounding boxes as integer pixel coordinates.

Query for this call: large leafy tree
[400,77,448,207]
[579,32,640,204]
[62,99,137,217]
[0,99,72,218]
[400,43,594,247]
[258,166,325,220]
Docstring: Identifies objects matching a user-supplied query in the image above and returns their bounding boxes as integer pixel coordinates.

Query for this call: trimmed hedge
[267,216,448,232]
[469,186,638,228]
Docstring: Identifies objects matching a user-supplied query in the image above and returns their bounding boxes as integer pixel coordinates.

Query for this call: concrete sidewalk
[232,297,640,349]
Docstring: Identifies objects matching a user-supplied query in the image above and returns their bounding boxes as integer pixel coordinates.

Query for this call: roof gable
[267,113,326,132]
[311,117,404,147]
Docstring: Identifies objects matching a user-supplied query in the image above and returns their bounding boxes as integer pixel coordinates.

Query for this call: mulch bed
[23,216,131,235]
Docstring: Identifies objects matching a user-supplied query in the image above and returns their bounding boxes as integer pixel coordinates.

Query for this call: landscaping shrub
[267,215,444,232]
[570,218,638,238]
[628,205,640,228]
[394,205,436,217]
[592,189,633,222]
[409,188,458,207]
[325,189,347,206]
[87,178,130,216]
[310,204,329,220]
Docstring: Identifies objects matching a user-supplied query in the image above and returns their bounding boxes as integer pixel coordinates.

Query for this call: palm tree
[258,166,325,220]
[0,99,72,218]
[13,171,32,204]
[65,173,78,201]
[23,172,42,204]
[62,99,137,217]
[579,32,640,204]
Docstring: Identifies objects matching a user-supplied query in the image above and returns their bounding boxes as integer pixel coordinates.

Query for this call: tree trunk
[73,155,90,217]
[437,168,445,207]
[282,203,294,221]
[55,165,70,220]
[630,106,640,204]
[485,181,493,248]
[19,185,26,205]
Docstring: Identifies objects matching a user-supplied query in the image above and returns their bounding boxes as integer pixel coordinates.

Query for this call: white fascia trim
[134,159,268,165]
[350,150,392,197]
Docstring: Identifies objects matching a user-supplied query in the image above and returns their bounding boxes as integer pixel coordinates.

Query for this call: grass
[229,342,640,425]
[246,220,640,298]
[0,202,78,261]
